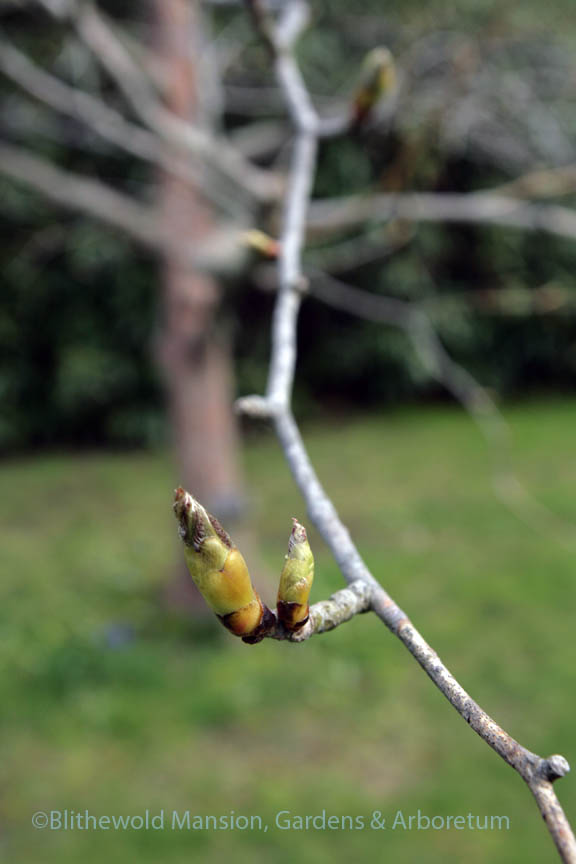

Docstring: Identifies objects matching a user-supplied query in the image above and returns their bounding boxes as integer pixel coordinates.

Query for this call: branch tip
[235,395,278,418]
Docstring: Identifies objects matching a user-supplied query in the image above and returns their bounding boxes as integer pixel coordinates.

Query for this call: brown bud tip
[289,518,307,552]
[173,486,189,536]
[173,486,187,512]
[173,487,207,551]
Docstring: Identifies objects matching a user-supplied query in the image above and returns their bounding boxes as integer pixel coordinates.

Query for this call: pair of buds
[173,488,314,643]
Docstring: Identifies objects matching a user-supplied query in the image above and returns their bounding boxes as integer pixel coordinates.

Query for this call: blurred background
[1,0,576,861]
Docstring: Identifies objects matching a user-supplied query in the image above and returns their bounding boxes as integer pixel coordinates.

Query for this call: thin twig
[307,269,576,541]
[0,36,161,164]
[260,2,318,410]
[494,164,576,199]
[0,35,242,217]
[0,142,247,273]
[305,223,415,272]
[245,0,277,54]
[238,4,576,861]
[307,191,576,243]
[37,0,282,203]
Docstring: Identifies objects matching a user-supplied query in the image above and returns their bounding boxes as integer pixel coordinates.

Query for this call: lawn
[1,400,575,863]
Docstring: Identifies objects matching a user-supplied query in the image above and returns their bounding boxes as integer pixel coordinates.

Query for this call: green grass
[2,400,576,863]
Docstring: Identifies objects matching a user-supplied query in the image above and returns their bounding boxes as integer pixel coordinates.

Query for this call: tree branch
[237,4,576,861]
[307,191,576,243]
[0,142,247,273]
[0,36,162,165]
[307,269,576,540]
[72,0,282,203]
[494,164,576,199]
[36,0,282,203]
[0,35,242,217]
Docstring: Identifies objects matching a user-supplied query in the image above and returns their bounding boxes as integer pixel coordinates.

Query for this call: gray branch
[37,0,282,203]
[307,190,576,243]
[0,35,242,217]
[308,271,575,553]
[0,143,247,274]
[0,36,164,165]
[238,3,576,861]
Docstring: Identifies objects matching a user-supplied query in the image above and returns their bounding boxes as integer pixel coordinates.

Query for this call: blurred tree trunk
[152,0,244,611]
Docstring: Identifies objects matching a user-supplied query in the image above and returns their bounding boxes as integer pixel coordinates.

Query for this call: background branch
[0,142,247,273]
[0,36,164,165]
[306,270,576,540]
[494,164,576,199]
[307,191,576,244]
[38,0,282,203]
[0,35,244,217]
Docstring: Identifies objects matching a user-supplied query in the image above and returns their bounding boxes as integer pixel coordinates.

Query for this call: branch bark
[268,580,372,642]
[238,4,576,861]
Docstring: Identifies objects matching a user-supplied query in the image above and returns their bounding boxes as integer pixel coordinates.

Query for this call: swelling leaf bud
[173,487,274,642]
[351,46,397,128]
[242,229,281,259]
[277,518,314,631]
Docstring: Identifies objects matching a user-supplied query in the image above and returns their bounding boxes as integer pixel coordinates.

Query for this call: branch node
[235,394,279,418]
[541,755,571,782]
[288,579,372,642]
[295,274,310,295]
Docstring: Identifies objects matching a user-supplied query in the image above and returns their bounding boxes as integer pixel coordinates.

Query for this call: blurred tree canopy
[1,0,576,452]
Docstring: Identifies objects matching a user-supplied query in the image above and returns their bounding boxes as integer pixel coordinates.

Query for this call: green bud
[173,487,274,641]
[277,518,314,631]
[352,46,397,126]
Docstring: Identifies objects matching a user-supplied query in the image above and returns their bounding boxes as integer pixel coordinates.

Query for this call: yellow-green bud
[277,518,314,631]
[173,487,274,642]
[351,47,397,127]
[241,229,280,259]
